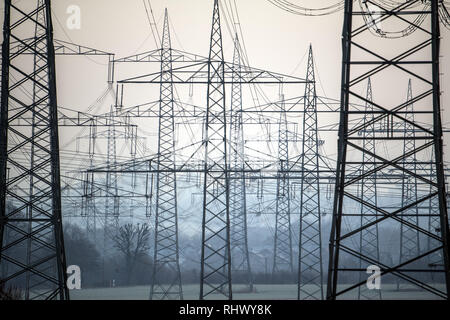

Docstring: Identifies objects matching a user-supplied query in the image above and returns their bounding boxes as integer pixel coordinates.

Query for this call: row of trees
[65,222,445,288]
[65,223,152,287]
[64,223,303,288]
[2,219,444,290]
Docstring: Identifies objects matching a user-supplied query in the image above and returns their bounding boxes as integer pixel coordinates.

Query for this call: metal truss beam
[117,51,307,85]
[114,48,207,64]
[10,38,113,56]
[10,38,115,83]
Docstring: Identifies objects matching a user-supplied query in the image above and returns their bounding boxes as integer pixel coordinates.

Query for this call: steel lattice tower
[357,78,381,300]
[327,0,450,299]
[82,122,97,238]
[398,79,420,288]
[101,107,120,284]
[0,0,69,299]
[298,45,323,300]
[273,97,293,275]
[229,35,253,292]
[150,9,183,300]
[104,108,120,233]
[199,0,232,300]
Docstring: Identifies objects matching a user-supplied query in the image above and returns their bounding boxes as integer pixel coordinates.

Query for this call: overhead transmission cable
[220,0,276,153]
[142,0,161,48]
[266,0,345,16]
[267,0,447,37]
[359,0,429,38]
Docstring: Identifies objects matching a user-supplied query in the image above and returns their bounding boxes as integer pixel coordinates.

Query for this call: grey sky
[1,1,449,161]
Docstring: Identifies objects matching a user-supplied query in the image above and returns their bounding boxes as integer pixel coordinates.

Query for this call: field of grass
[69,283,446,300]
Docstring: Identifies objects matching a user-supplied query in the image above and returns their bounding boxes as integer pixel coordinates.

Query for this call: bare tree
[112,223,151,285]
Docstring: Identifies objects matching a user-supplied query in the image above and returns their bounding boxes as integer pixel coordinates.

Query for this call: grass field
[69,284,446,300]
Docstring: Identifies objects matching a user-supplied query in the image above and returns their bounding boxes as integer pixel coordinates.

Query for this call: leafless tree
[112,223,151,285]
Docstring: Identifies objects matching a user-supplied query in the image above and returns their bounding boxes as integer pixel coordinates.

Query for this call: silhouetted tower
[101,107,120,284]
[357,78,381,300]
[229,35,253,292]
[298,45,323,300]
[150,9,183,300]
[199,0,232,300]
[273,96,293,275]
[82,121,97,238]
[0,0,69,299]
[79,115,138,243]
[327,0,450,299]
[104,108,120,233]
[398,79,420,288]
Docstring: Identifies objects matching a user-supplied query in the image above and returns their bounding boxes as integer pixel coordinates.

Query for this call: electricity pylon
[298,45,323,300]
[273,96,293,275]
[82,121,98,238]
[104,107,120,234]
[229,35,253,292]
[150,9,183,300]
[0,0,69,300]
[327,0,450,299]
[100,107,120,285]
[199,0,232,300]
